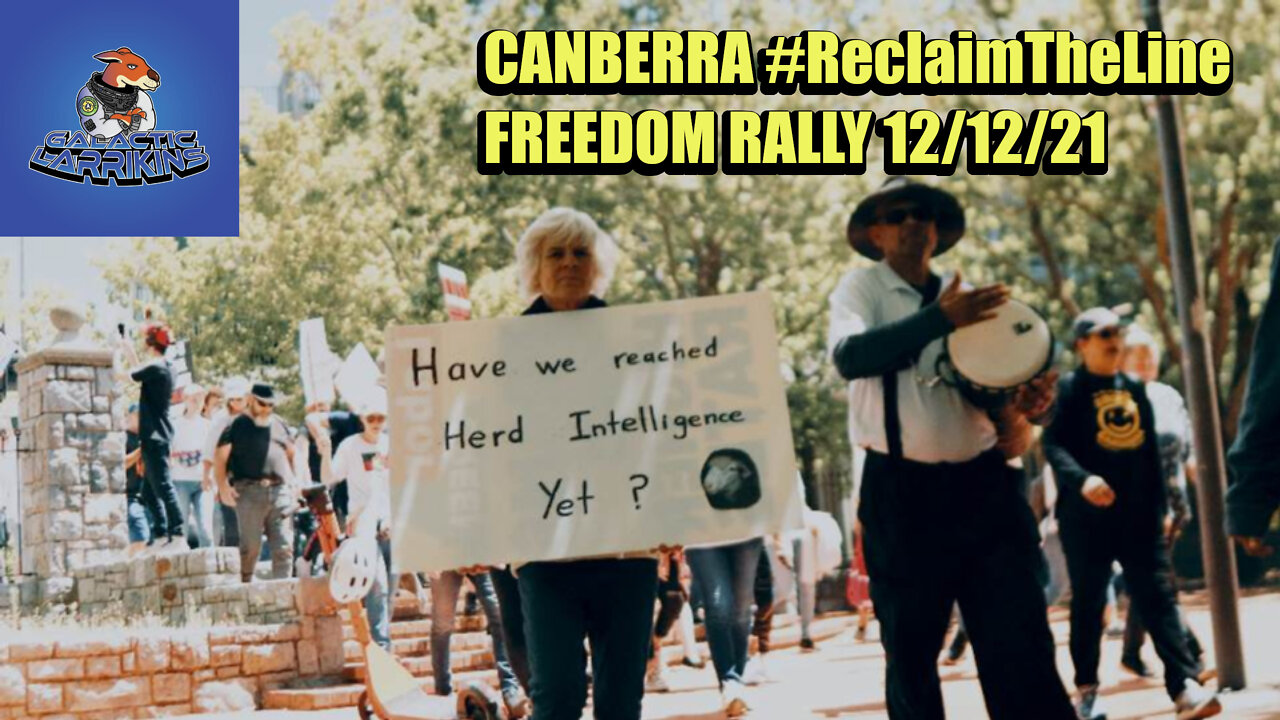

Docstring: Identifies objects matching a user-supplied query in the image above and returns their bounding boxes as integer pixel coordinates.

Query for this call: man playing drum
[1044,308,1220,720]
[827,177,1072,719]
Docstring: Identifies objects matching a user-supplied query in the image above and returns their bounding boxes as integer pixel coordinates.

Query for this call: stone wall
[0,614,346,719]
[15,346,126,590]
[72,549,303,626]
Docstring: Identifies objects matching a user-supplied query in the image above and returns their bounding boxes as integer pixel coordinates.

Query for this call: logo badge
[28,46,209,187]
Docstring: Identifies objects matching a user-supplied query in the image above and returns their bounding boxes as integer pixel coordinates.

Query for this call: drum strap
[883,275,942,460]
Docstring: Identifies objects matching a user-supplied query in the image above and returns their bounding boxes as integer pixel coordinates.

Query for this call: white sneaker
[1174,680,1222,720]
[742,655,771,686]
[722,680,749,717]
[644,668,670,693]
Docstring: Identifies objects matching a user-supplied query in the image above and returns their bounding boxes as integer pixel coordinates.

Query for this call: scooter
[302,485,506,720]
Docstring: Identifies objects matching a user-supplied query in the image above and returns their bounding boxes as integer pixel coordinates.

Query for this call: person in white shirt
[318,391,393,650]
[827,177,1072,719]
[203,377,250,547]
[170,384,213,547]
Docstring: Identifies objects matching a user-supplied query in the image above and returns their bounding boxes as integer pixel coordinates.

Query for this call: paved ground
[195,590,1280,719]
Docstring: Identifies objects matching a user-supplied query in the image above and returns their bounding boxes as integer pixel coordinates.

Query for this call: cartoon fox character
[77,47,160,139]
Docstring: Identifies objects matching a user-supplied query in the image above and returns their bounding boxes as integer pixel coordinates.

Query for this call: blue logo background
[0,2,238,237]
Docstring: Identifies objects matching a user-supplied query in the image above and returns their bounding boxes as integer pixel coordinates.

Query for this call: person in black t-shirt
[121,323,184,546]
[214,382,297,582]
[1044,308,1218,720]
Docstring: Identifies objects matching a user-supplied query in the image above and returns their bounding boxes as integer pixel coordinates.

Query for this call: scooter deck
[364,642,505,720]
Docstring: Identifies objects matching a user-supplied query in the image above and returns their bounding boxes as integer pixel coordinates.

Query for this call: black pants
[1122,597,1204,670]
[140,439,184,538]
[518,558,658,720]
[491,566,531,693]
[860,449,1074,720]
[1061,516,1201,699]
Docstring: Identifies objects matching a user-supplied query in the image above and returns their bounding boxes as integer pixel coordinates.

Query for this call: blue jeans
[141,439,184,538]
[364,536,393,650]
[126,492,153,544]
[173,480,214,547]
[431,570,519,695]
[686,538,763,685]
[519,558,657,720]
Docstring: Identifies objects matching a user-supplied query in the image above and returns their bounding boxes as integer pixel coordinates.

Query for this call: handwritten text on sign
[385,292,802,572]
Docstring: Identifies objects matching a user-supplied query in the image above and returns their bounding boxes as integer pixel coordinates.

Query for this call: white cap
[222,376,250,398]
[357,388,388,417]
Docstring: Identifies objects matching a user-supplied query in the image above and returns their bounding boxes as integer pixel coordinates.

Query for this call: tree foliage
[100,0,1278,486]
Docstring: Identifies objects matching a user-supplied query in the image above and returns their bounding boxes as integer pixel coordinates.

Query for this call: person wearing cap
[120,322,185,546]
[301,399,364,529]
[317,391,395,650]
[827,177,1072,719]
[1118,326,1207,679]
[1227,236,1280,559]
[170,383,214,547]
[1043,309,1218,719]
[214,382,298,582]
[204,377,250,547]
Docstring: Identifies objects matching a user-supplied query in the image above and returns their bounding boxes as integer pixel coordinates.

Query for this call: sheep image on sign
[384,291,803,572]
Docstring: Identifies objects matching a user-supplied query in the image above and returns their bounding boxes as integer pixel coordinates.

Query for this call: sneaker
[1075,685,1105,720]
[722,680,749,717]
[502,687,530,719]
[644,668,671,693]
[1174,680,1222,720]
[1120,654,1153,678]
[681,655,706,669]
[742,655,771,686]
[799,637,816,652]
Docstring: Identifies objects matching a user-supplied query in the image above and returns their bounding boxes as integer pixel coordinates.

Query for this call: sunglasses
[876,205,936,225]
[1093,327,1127,340]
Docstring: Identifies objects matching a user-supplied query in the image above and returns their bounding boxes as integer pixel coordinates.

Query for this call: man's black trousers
[859,449,1075,720]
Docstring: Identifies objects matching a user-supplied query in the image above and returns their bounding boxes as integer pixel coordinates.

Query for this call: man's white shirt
[827,261,996,464]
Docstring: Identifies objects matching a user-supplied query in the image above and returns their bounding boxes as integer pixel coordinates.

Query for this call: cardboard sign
[299,318,338,406]
[165,341,193,403]
[335,343,381,411]
[385,291,802,572]
[437,263,472,321]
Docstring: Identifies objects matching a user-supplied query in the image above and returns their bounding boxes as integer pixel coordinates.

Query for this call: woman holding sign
[510,207,660,720]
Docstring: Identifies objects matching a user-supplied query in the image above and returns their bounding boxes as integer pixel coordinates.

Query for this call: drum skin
[942,300,1054,409]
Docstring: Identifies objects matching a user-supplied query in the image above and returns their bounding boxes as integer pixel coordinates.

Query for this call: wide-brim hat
[847,177,965,260]
[250,382,277,405]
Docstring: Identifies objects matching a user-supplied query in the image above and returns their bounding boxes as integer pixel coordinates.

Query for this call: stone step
[339,614,487,641]
[345,647,495,683]
[262,671,500,712]
[342,631,493,663]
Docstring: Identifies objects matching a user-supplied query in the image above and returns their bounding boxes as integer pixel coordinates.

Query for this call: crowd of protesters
[101,194,1279,720]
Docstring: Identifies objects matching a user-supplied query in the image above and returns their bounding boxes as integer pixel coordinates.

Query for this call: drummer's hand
[1013,370,1059,421]
[1082,476,1116,508]
[938,272,1009,329]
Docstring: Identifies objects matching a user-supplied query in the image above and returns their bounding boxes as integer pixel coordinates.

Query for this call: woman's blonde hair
[515,207,620,299]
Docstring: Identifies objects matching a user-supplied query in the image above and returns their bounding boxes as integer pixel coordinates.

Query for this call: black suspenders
[881,275,943,461]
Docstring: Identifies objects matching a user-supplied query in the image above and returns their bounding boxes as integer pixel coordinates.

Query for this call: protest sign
[437,263,472,321]
[335,342,381,410]
[385,291,802,572]
[299,318,338,406]
[165,341,193,403]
